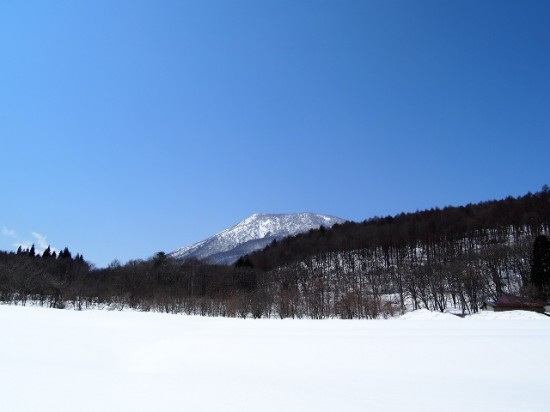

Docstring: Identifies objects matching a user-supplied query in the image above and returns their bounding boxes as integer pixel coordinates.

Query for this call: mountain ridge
[169,212,345,264]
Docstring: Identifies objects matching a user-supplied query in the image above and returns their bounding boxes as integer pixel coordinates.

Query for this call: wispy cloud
[2,226,17,238]
[6,230,56,255]
[14,241,32,251]
[32,232,50,251]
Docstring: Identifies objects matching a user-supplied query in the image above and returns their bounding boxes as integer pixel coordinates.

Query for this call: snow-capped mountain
[170,213,346,264]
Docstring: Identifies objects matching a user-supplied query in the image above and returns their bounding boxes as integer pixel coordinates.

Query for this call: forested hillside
[236,188,550,317]
[1,188,549,318]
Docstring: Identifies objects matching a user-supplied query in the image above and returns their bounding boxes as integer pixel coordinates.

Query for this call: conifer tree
[42,246,52,258]
[531,235,550,300]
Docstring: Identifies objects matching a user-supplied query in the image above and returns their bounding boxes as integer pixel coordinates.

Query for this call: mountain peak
[170,212,345,264]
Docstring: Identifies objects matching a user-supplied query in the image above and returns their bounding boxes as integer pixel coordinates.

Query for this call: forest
[1,188,549,318]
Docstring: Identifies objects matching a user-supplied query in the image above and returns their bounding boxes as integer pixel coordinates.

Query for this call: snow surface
[1,305,549,412]
[397,308,463,320]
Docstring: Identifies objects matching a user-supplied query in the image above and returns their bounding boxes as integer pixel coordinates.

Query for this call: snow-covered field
[1,305,548,412]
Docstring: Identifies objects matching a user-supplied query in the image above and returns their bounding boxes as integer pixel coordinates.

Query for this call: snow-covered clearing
[1,305,548,412]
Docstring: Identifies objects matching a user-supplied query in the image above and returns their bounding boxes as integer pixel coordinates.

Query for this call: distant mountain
[169,213,346,264]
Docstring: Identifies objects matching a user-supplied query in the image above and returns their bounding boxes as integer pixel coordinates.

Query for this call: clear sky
[1,0,549,267]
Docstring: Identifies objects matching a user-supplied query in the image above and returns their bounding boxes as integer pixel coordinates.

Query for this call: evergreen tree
[153,251,167,268]
[42,246,52,258]
[531,235,550,300]
[59,247,72,260]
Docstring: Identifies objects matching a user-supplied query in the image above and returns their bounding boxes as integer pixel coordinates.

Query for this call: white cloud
[14,242,32,251]
[31,232,56,254]
[9,231,56,255]
[32,232,49,250]
[2,226,17,238]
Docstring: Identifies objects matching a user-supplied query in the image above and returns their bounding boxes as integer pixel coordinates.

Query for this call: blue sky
[1,0,549,267]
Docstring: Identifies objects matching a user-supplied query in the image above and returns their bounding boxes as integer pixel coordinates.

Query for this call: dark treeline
[0,250,264,317]
[1,188,549,318]
[0,246,90,309]
[243,188,550,272]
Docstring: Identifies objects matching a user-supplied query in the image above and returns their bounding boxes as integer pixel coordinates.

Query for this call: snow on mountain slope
[170,213,345,264]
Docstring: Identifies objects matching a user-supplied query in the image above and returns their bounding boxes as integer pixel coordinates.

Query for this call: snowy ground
[1,305,548,412]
